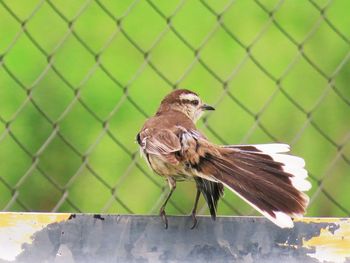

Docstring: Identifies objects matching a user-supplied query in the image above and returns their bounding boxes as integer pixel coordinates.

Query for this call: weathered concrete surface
[0,213,349,263]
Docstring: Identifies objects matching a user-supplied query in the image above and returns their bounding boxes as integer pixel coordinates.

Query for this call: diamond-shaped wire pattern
[0,0,349,217]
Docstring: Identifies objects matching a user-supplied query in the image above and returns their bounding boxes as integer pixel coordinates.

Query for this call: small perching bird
[137,89,311,229]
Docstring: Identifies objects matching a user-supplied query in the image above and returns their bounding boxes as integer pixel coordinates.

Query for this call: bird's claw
[190,212,198,229]
[160,208,168,229]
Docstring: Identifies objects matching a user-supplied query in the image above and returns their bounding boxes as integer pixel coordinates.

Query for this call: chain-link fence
[0,0,349,218]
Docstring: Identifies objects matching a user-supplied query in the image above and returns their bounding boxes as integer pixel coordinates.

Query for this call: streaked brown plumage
[137,89,311,229]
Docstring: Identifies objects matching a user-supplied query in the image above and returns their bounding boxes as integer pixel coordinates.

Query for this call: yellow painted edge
[0,212,72,261]
[295,217,350,224]
[299,218,350,263]
[0,212,71,227]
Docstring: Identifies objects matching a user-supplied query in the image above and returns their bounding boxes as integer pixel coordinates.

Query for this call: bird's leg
[190,188,201,229]
[159,177,176,229]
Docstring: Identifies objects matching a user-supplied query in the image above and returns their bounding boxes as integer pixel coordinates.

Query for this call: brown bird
[137,89,311,229]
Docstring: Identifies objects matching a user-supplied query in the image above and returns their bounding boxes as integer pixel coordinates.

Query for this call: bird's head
[157,89,215,122]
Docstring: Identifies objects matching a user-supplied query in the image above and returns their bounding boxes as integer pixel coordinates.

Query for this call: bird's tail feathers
[200,143,311,228]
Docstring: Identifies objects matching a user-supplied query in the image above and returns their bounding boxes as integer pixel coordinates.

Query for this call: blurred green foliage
[0,0,349,217]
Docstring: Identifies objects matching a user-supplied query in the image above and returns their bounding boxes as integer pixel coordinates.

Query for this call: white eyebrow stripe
[179,93,199,101]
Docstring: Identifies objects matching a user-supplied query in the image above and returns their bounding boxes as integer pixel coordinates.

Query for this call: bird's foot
[190,212,198,229]
[159,207,168,229]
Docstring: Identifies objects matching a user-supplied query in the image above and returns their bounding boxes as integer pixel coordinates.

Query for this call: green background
[0,0,349,218]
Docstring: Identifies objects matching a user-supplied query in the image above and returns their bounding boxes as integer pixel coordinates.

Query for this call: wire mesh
[0,0,349,218]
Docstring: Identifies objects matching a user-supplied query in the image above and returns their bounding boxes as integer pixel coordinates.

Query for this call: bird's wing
[139,129,181,164]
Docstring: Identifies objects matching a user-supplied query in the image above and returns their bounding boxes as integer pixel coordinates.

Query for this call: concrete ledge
[0,213,349,263]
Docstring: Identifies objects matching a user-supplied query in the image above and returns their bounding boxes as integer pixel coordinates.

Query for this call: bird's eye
[191,100,199,106]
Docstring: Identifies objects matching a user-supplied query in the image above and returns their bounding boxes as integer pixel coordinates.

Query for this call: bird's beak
[201,104,215,111]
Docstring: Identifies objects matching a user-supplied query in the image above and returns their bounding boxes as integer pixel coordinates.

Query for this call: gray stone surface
[4,215,338,263]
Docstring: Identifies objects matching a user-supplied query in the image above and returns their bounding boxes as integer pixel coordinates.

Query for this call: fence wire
[0,0,349,218]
